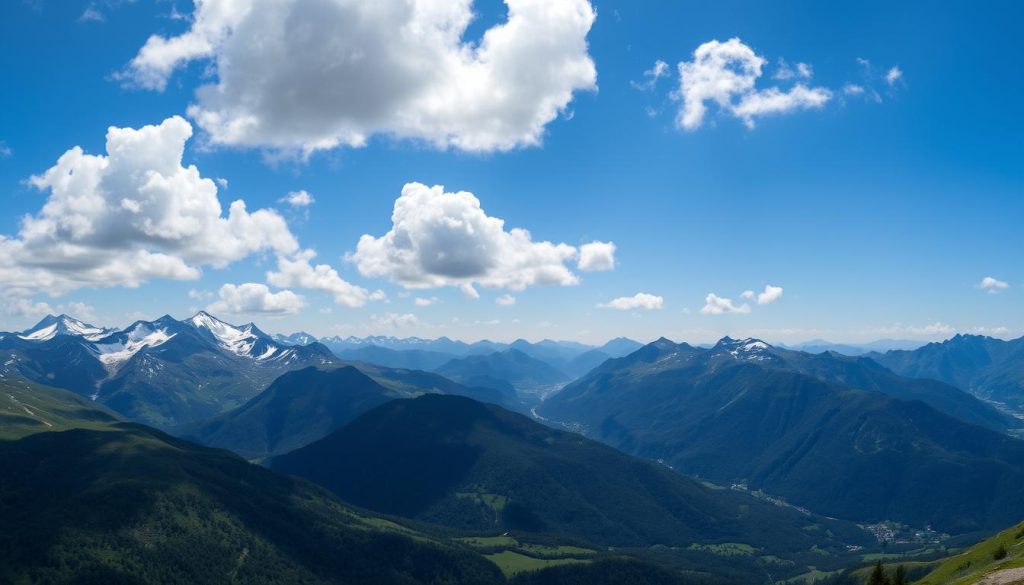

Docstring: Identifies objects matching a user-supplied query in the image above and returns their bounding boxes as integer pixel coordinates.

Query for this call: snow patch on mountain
[94,324,176,369]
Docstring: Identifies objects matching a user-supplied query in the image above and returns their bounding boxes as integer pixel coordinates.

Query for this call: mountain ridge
[539,336,1024,534]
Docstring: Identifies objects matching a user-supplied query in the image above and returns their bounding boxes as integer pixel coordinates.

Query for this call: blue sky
[0,0,1020,344]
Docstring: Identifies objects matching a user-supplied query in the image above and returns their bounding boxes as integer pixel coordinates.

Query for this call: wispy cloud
[979,276,1009,293]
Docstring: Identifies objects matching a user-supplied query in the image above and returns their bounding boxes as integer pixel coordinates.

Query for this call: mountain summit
[17,314,115,342]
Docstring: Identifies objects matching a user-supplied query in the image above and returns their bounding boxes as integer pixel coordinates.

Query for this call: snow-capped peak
[18,314,115,342]
[714,337,773,361]
[189,311,255,353]
[187,310,233,332]
[187,311,281,360]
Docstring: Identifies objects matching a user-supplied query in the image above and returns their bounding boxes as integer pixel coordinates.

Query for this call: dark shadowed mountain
[0,401,503,585]
[270,394,873,579]
[187,363,515,458]
[185,366,399,458]
[539,337,1024,534]
[722,339,1014,431]
[869,334,1024,411]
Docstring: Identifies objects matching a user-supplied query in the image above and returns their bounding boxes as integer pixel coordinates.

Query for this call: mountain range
[0,313,336,428]
[778,338,927,355]
[539,337,1024,534]
[868,333,1024,412]
[280,332,644,384]
[6,311,1024,583]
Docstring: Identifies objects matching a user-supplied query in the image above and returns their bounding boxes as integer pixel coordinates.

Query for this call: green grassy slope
[0,377,119,439]
[914,521,1024,585]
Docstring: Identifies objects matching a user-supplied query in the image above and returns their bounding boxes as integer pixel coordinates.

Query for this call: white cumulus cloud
[280,190,314,207]
[598,292,664,311]
[701,293,751,315]
[673,38,832,130]
[577,241,616,271]
[267,249,383,308]
[125,0,597,155]
[755,284,784,305]
[349,182,601,293]
[207,283,305,315]
[0,116,298,297]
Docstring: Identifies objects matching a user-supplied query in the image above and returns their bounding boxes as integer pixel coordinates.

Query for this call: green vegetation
[457,491,510,517]
[518,543,595,557]
[457,534,595,559]
[508,558,719,585]
[457,535,520,548]
[485,551,588,577]
[914,520,1024,585]
[686,543,755,557]
[993,544,1008,560]
[864,561,909,585]
[0,378,119,439]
